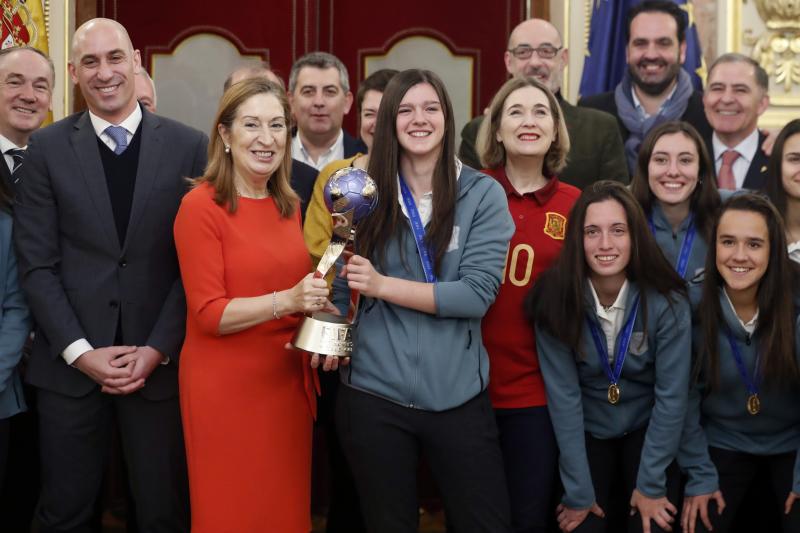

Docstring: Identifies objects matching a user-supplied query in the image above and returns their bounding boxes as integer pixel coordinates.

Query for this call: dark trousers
[574,427,681,533]
[337,385,512,533]
[495,406,559,533]
[0,416,8,486]
[0,385,40,531]
[692,447,800,533]
[317,370,366,533]
[35,387,188,533]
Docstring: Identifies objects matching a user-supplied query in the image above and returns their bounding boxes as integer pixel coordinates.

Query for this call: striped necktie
[6,148,25,174]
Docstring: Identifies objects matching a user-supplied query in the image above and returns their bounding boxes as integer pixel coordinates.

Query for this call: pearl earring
[224,145,230,153]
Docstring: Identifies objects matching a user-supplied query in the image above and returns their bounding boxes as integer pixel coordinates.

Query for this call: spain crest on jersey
[0,0,49,53]
[544,212,566,240]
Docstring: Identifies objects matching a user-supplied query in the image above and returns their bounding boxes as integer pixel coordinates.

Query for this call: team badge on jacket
[544,212,566,240]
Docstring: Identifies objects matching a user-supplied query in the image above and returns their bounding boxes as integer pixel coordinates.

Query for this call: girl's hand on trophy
[285,343,341,370]
[343,255,384,298]
[291,273,330,313]
[309,353,350,371]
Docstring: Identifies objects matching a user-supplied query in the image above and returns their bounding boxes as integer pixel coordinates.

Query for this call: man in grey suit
[14,18,207,532]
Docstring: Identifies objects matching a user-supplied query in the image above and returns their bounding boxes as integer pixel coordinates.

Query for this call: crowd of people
[0,1,799,532]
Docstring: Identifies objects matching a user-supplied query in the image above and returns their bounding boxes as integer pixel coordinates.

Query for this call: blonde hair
[477,77,570,175]
[198,78,297,217]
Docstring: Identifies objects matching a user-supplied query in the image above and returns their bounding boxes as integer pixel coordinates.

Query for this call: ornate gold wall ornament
[745,0,800,92]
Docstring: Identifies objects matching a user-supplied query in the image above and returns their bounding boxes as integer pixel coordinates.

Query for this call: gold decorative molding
[744,1,800,95]
[729,0,800,127]
[737,0,800,104]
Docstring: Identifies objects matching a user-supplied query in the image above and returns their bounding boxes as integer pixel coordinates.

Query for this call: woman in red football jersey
[476,76,579,533]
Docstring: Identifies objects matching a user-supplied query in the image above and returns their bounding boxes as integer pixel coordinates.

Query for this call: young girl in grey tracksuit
[335,69,515,533]
[680,193,800,533]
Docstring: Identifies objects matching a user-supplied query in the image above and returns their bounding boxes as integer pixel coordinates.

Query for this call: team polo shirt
[481,167,580,408]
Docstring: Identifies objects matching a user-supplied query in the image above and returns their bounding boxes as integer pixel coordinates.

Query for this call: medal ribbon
[648,213,696,279]
[587,295,640,388]
[399,173,437,283]
[725,328,760,398]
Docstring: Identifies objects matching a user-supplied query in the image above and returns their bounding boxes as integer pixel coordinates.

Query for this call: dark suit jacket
[458,97,629,189]
[578,89,713,143]
[704,130,769,191]
[14,108,208,400]
[0,158,13,193]
[343,130,367,159]
[291,159,317,220]
[290,130,364,220]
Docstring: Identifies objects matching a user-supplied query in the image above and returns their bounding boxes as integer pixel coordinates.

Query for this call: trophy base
[291,312,353,356]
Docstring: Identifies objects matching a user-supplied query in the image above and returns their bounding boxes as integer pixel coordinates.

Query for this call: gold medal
[746,393,760,415]
[608,383,621,405]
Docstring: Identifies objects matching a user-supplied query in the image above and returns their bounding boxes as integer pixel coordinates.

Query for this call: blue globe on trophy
[324,167,378,222]
[291,166,378,356]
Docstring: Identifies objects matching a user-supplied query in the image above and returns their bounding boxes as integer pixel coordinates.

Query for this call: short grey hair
[288,51,350,93]
[0,45,55,87]
[708,53,769,91]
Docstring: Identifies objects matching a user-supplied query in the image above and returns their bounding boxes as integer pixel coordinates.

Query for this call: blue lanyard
[725,328,760,397]
[648,212,696,279]
[398,173,437,283]
[587,295,640,386]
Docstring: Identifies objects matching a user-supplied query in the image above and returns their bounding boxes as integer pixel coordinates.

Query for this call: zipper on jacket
[472,328,484,389]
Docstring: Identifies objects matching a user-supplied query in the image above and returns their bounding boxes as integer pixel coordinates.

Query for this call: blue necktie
[104,125,128,155]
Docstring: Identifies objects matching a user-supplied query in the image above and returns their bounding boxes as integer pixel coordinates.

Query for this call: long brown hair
[527,181,686,354]
[631,121,719,240]
[698,193,800,390]
[357,69,457,274]
[197,78,297,217]
[765,118,800,220]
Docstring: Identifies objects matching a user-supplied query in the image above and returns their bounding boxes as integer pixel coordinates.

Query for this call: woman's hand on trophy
[289,273,330,314]
[343,255,385,298]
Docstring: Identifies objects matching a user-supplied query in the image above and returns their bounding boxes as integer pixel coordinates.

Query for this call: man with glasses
[459,18,628,189]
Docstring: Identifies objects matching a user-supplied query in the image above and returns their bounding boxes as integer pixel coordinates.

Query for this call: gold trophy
[291,167,377,356]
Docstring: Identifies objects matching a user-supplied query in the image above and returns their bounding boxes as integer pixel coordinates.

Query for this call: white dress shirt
[88,103,142,152]
[589,279,630,360]
[291,129,344,171]
[712,129,759,190]
[62,104,145,365]
[0,133,24,173]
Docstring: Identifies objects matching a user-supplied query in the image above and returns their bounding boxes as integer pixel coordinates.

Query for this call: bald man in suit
[14,19,207,532]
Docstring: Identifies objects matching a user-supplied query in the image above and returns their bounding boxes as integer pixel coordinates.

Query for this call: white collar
[590,278,629,317]
[712,128,759,165]
[292,128,344,159]
[789,240,800,265]
[0,133,24,153]
[396,158,462,200]
[722,287,759,334]
[88,103,143,138]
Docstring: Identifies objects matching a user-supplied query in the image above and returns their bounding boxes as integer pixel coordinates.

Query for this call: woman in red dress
[174,78,330,532]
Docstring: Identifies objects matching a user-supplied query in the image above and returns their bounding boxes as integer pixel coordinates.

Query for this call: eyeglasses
[508,45,562,60]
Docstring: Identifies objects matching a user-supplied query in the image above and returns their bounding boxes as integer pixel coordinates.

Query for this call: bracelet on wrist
[272,290,280,320]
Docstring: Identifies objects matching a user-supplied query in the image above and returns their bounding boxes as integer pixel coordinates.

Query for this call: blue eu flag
[579,0,705,98]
